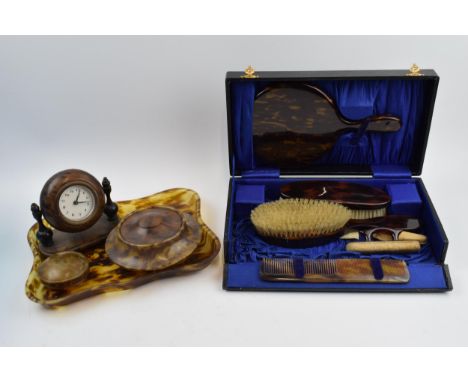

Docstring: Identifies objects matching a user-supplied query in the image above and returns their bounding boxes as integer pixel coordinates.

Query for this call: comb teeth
[261,258,293,277]
[261,258,338,277]
[305,259,337,275]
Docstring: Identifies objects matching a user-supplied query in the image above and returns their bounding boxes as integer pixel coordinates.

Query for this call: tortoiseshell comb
[260,258,409,283]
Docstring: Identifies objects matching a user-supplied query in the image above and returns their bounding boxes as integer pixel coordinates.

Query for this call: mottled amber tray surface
[25,188,220,308]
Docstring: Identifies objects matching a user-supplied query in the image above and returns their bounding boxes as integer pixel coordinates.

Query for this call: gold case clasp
[406,64,423,76]
[241,65,259,79]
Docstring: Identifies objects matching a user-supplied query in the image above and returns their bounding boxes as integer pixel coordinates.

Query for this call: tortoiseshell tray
[25,188,220,308]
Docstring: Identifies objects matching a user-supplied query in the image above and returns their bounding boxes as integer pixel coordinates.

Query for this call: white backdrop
[1,36,467,346]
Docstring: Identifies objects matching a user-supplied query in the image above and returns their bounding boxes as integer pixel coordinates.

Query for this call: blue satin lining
[230,79,425,171]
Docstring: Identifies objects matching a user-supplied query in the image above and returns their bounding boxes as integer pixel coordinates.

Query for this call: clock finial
[102,177,118,220]
[31,203,54,247]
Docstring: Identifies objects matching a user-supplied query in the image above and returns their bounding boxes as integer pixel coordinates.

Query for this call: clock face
[40,169,107,232]
[58,185,96,223]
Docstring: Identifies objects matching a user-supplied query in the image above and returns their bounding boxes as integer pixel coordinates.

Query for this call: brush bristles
[350,207,386,220]
[250,198,352,240]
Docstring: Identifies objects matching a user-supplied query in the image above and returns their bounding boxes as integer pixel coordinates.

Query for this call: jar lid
[105,206,202,271]
[119,207,184,247]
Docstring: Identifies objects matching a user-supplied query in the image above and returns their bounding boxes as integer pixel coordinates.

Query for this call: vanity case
[223,66,452,292]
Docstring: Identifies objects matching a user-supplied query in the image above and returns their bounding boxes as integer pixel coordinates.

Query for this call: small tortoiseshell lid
[120,207,184,246]
[106,206,202,271]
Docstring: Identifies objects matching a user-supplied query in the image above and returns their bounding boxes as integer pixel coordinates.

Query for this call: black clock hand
[74,189,81,205]
[76,201,90,204]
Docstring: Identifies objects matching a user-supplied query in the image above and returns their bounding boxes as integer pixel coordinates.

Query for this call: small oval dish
[37,251,89,289]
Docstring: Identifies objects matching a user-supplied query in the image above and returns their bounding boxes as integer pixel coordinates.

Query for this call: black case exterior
[223,69,452,292]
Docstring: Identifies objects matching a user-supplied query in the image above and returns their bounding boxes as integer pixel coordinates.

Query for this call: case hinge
[372,165,412,178]
[241,169,280,178]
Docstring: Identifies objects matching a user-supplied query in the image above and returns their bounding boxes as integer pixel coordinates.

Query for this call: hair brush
[251,198,352,241]
[250,199,421,252]
[250,199,380,240]
[280,180,391,219]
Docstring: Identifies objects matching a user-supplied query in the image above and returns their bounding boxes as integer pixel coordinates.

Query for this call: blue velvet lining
[370,259,384,280]
[225,177,448,291]
[372,165,412,178]
[235,185,266,205]
[230,80,425,172]
[387,183,422,216]
[235,185,266,217]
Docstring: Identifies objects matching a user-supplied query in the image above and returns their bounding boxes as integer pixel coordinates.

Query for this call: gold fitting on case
[241,65,259,79]
[406,64,423,76]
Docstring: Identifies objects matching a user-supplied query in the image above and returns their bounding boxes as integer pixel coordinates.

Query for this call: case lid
[226,68,439,177]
